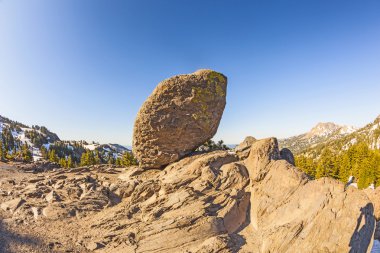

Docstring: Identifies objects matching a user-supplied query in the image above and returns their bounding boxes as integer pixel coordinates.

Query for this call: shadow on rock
[0,220,46,253]
[349,203,376,253]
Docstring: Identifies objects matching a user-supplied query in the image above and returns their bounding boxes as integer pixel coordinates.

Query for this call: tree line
[0,128,32,162]
[41,144,137,168]
[295,142,380,189]
[1,127,137,167]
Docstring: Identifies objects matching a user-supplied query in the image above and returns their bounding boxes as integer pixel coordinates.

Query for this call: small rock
[54,180,65,189]
[86,242,104,251]
[45,191,60,203]
[31,207,41,220]
[1,198,25,213]
[280,148,295,166]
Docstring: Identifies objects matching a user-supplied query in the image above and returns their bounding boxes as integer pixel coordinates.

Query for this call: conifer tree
[121,152,138,167]
[94,150,101,164]
[59,158,66,168]
[49,150,59,163]
[21,143,32,162]
[40,146,48,159]
[80,152,88,166]
[0,140,4,161]
[296,141,380,189]
[87,151,95,165]
[108,153,115,165]
[115,157,122,167]
[67,156,73,168]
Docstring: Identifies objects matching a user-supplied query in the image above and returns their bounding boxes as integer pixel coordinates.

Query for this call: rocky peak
[305,122,357,139]
[305,122,342,138]
[374,114,380,124]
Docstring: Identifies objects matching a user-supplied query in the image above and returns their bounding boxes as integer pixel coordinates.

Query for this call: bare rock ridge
[133,69,227,169]
[245,138,376,252]
[1,139,376,252]
[76,138,375,252]
[126,70,376,252]
[234,136,257,160]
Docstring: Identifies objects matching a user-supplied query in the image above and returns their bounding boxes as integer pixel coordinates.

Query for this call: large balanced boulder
[133,69,227,169]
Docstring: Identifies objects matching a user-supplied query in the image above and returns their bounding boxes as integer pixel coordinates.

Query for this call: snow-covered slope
[0,115,130,162]
[83,142,130,156]
[0,118,57,161]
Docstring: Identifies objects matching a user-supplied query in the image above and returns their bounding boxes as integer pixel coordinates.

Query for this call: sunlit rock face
[133,69,227,169]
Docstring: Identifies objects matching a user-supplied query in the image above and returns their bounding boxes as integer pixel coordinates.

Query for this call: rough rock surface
[365,187,380,219]
[279,147,295,166]
[234,136,257,160]
[80,151,250,252]
[133,69,227,169]
[0,139,378,252]
[244,138,376,253]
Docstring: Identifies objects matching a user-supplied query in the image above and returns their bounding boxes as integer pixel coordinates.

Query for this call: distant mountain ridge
[285,115,380,189]
[279,121,358,155]
[0,114,130,163]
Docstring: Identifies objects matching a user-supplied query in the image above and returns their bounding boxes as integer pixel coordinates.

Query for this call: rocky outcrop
[81,139,375,252]
[235,136,257,159]
[280,147,295,165]
[0,139,377,252]
[244,138,376,253]
[83,151,250,252]
[133,69,227,169]
[365,187,380,219]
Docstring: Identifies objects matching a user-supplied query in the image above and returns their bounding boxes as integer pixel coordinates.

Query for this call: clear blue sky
[1,0,380,145]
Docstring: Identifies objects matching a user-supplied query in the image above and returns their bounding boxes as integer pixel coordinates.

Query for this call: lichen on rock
[133,69,227,169]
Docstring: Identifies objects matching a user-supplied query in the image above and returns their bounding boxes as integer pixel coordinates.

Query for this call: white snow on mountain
[0,115,131,162]
[339,125,357,135]
[84,144,97,151]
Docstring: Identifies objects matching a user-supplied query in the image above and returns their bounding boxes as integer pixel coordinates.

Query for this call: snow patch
[339,125,357,135]
[84,144,98,151]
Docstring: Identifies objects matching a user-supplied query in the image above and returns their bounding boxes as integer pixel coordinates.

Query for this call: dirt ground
[0,161,127,253]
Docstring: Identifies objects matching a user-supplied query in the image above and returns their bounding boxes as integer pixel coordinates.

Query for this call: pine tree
[59,158,66,168]
[40,146,48,159]
[121,152,138,167]
[115,157,122,167]
[296,141,380,188]
[49,150,59,163]
[67,156,73,168]
[108,153,115,165]
[0,140,4,161]
[80,150,96,166]
[80,152,88,166]
[94,150,101,164]
[21,143,32,163]
[338,153,351,182]
[87,151,95,165]
[295,155,317,179]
